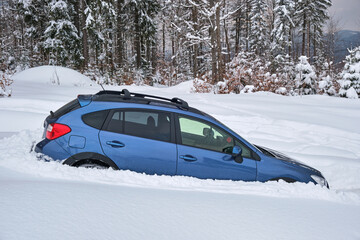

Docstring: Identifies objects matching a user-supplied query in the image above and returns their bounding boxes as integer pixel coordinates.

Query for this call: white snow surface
[11,65,95,87]
[1,67,360,240]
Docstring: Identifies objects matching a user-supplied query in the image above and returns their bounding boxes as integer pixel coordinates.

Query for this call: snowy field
[1,66,360,240]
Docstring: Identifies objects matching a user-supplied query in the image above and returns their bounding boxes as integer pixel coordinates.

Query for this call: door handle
[106,141,125,148]
[180,155,197,162]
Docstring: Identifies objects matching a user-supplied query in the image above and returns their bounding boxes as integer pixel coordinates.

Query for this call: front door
[176,115,257,181]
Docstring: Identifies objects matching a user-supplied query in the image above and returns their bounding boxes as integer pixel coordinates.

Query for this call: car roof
[91,89,216,121]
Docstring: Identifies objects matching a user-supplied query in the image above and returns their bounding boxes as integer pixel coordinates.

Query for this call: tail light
[46,123,71,140]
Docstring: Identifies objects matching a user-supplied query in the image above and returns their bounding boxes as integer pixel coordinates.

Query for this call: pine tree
[309,0,332,58]
[125,0,159,75]
[232,0,248,54]
[294,56,317,95]
[20,0,48,65]
[339,47,360,98]
[295,0,331,58]
[271,0,295,71]
[249,0,269,56]
[85,0,116,71]
[43,0,81,66]
[317,57,336,96]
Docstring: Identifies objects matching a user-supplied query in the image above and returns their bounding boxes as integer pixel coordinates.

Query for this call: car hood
[254,145,321,174]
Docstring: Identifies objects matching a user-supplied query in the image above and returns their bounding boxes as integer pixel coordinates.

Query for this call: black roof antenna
[100,83,105,91]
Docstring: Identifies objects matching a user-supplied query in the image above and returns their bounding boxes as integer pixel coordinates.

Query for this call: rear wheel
[73,159,110,169]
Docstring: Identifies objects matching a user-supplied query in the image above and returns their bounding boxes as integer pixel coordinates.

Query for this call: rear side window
[82,110,109,129]
[53,99,80,118]
[105,110,171,142]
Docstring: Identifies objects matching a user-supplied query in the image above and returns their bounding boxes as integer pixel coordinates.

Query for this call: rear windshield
[53,99,80,118]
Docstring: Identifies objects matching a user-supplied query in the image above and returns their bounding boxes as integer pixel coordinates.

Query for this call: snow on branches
[339,47,360,99]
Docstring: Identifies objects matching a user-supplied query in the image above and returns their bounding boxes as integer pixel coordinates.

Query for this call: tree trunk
[80,0,88,69]
[302,13,306,56]
[215,1,223,82]
[307,20,310,58]
[313,26,317,58]
[151,40,157,75]
[224,18,231,63]
[209,0,217,84]
[0,0,2,62]
[162,21,165,60]
[245,0,250,52]
[117,0,124,67]
[289,27,292,57]
[235,16,240,55]
[171,37,175,66]
[134,8,141,69]
[192,3,198,78]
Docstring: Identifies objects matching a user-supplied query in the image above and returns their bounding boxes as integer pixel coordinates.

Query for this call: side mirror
[232,146,243,164]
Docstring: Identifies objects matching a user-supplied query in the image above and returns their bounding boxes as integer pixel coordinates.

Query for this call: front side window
[178,116,234,153]
[105,110,171,142]
[235,140,252,159]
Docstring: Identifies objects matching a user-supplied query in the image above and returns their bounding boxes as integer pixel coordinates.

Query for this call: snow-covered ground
[1,66,360,240]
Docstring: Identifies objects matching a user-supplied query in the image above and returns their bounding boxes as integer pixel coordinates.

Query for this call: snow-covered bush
[193,51,292,95]
[0,69,13,97]
[193,78,213,93]
[339,47,360,99]
[240,85,255,93]
[294,56,317,95]
[154,59,189,87]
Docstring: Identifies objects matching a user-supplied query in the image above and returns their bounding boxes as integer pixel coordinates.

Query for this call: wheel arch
[63,152,119,170]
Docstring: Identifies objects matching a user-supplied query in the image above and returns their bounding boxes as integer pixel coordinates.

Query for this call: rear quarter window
[82,110,109,129]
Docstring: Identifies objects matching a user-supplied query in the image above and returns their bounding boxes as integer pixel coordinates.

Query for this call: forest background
[0,0,359,98]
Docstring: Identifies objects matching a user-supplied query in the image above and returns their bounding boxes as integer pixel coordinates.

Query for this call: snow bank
[11,65,95,87]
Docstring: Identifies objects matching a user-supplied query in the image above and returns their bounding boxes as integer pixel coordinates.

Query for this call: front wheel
[269,177,296,183]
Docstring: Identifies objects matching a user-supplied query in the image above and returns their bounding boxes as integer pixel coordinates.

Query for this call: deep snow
[1,67,360,239]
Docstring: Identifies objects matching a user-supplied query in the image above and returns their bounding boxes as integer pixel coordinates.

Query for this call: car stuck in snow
[35,89,329,187]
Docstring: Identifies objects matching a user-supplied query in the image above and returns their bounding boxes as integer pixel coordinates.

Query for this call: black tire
[73,159,110,170]
[270,177,297,183]
[63,152,119,170]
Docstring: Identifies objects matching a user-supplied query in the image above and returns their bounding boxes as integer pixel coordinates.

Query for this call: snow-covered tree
[318,75,336,96]
[295,0,332,58]
[294,56,317,95]
[20,0,48,65]
[85,0,116,68]
[271,0,295,69]
[43,0,81,66]
[249,0,269,56]
[124,0,159,74]
[339,47,360,99]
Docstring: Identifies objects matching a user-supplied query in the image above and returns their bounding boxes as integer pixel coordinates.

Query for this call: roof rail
[95,89,189,110]
[96,89,131,99]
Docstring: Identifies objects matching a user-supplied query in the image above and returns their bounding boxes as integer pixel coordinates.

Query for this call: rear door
[99,109,177,175]
[176,114,257,181]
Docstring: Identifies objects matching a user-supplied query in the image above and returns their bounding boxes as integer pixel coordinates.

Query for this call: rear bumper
[35,138,71,161]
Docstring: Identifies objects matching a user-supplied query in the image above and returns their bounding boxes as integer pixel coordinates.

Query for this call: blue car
[35,89,329,187]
